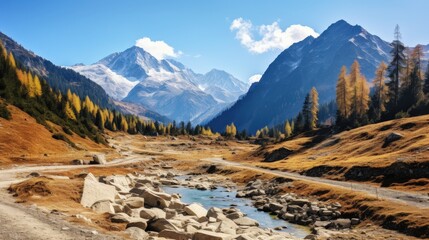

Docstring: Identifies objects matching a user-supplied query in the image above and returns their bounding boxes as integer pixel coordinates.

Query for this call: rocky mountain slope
[208,20,393,133]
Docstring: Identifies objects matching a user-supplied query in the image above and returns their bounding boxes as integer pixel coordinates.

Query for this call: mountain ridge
[208,20,392,133]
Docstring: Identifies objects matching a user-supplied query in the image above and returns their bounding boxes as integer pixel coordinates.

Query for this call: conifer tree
[27,72,35,97]
[371,62,388,120]
[400,45,424,111]
[64,101,76,120]
[33,75,42,96]
[336,66,351,120]
[310,87,319,130]
[7,52,16,68]
[302,93,312,130]
[284,120,292,138]
[387,25,406,112]
[424,62,429,95]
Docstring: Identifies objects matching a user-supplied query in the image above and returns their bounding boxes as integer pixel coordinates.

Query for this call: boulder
[147,218,180,232]
[225,212,244,220]
[217,218,238,235]
[92,154,106,165]
[80,175,117,208]
[384,132,404,147]
[207,207,225,219]
[125,227,149,240]
[71,159,83,165]
[140,208,166,220]
[140,188,171,208]
[326,218,351,229]
[125,197,145,208]
[111,213,132,223]
[184,203,208,218]
[159,230,193,240]
[290,199,310,207]
[126,219,148,230]
[91,200,115,214]
[193,230,233,240]
[233,217,259,227]
[170,200,186,210]
[269,202,284,212]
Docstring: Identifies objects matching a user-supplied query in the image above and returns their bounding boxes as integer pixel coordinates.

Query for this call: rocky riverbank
[79,167,302,239]
[236,179,361,234]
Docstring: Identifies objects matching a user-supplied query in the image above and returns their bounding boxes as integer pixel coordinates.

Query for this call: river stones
[233,217,259,227]
[80,174,117,208]
[184,203,208,218]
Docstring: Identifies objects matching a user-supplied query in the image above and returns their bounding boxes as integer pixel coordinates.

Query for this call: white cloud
[230,18,319,53]
[248,74,262,84]
[135,37,182,60]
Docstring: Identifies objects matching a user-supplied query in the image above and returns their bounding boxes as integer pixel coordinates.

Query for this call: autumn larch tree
[371,62,388,121]
[336,66,351,123]
[284,120,292,138]
[310,87,319,130]
[400,45,424,112]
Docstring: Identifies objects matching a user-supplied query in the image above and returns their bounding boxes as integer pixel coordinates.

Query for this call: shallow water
[163,185,310,238]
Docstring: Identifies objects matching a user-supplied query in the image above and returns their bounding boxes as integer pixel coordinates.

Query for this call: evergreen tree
[424,62,429,96]
[302,93,311,130]
[336,66,351,121]
[387,25,406,113]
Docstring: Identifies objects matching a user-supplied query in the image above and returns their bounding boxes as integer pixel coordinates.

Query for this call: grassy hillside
[237,115,429,191]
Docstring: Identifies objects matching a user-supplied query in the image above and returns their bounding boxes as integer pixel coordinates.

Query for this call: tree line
[0,41,216,146]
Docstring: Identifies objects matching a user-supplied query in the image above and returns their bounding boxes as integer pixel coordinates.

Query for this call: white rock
[80,176,117,208]
[184,203,208,218]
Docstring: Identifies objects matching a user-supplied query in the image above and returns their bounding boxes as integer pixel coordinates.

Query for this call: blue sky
[1,0,427,82]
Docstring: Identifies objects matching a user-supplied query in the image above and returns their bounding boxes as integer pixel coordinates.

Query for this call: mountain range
[70,46,249,124]
[208,20,429,133]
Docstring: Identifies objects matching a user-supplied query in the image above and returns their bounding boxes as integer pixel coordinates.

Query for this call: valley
[0,104,428,239]
[1,2,428,239]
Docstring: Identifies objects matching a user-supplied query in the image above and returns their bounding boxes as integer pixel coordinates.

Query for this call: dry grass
[235,115,429,191]
[8,176,127,234]
[0,105,119,167]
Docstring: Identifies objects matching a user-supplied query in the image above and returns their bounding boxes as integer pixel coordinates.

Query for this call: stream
[163,185,310,239]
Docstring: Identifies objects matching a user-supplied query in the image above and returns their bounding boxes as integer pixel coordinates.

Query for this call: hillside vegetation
[244,114,429,191]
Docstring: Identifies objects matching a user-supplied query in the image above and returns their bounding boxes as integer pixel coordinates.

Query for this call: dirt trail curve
[0,152,147,240]
[203,157,429,209]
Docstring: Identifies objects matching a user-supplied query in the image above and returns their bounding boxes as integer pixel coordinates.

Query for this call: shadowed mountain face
[208,20,393,133]
[0,32,112,108]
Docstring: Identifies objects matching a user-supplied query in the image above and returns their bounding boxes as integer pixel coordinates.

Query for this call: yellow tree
[71,93,81,113]
[372,62,388,119]
[310,87,319,130]
[0,41,7,60]
[64,101,77,120]
[27,72,35,97]
[284,120,292,138]
[355,75,370,117]
[349,60,361,114]
[8,52,16,68]
[33,75,42,96]
[230,123,237,137]
[336,66,351,118]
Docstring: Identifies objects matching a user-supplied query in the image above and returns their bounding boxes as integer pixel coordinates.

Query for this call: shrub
[0,102,11,120]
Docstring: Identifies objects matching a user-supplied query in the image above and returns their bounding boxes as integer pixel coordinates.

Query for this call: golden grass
[8,176,127,234]
[0,105,120,167]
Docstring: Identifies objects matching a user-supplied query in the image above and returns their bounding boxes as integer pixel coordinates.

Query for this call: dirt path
[0,151,147,240]
[203,157,429,209]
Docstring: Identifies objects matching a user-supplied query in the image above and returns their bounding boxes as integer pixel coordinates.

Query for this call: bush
[52,133,78,149]
[0,102,11,120]
[62,126,73,135]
